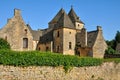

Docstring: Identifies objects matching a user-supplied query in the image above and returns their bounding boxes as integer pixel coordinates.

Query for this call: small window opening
[25,29,27,34]
[46,47,49,51]
[38,47,41,50]
[69,42,72,49]
[57,31,59,37]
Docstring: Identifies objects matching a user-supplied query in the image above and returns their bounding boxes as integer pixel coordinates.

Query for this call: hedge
[0,50,120,71]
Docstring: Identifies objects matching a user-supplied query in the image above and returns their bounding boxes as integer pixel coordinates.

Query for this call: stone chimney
[97,26,102,31]
[14,9,21,17]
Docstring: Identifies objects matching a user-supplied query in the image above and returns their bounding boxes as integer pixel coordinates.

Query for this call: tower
[68,7,84,30]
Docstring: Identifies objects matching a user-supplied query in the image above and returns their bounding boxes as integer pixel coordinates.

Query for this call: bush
[0,38,10,50]
[0,50,120,72]
[105,46,116,54]
[0,50,103,67]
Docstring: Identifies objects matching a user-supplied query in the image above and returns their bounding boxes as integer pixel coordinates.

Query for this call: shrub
[105,46,116,54]
[0,50,119,71]
[0,38,10,50]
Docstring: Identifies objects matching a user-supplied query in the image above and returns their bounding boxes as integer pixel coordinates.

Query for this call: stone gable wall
[0,9,34,51]
[93,27,107,58]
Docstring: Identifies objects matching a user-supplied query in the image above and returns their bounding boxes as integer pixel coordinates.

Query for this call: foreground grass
[0,50,119,68]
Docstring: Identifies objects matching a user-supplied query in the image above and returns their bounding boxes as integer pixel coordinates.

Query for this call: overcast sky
[0,0,120,40]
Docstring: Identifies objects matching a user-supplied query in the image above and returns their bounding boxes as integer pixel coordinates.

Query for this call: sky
[0,0,120,40]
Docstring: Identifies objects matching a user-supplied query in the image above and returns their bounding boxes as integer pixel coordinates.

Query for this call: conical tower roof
[56,12,74,29]
[49,8,65,24]
[68,7,84,24]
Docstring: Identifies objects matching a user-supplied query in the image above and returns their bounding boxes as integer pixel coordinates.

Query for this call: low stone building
[0,9,42,51]
[0,8,107,58]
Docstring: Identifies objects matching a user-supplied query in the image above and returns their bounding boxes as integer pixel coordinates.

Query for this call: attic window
[25,29,27,34]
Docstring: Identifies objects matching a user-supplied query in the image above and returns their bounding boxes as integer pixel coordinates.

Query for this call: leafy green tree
[106,40,116,49]
[105,46,116,54]
[115,31,120,44]
[0,38,10,49]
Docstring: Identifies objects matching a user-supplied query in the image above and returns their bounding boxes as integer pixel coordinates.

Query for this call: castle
[0,8,107,58]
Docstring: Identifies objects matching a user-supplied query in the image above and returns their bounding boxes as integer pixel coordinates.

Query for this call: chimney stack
[14,9,21,17]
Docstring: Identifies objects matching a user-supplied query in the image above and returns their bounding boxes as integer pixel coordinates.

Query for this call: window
[38,47,41,51]
[23,38,28,48]
[57,31,59,37]
[25,29,27,34]
[69,32,71,34]
[78,24,80,27]
[69,42,72,49]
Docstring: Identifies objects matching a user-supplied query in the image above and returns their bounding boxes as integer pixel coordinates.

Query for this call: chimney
[97,26,102,31]
[14,9,21,16]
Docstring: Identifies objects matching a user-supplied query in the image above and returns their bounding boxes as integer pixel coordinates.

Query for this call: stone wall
[0,62,119,80]
[63,28,76,55]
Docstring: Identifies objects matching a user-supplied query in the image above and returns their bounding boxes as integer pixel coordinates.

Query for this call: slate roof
[39,29,53,43]
[49,8,65,24]
[32,30,43,41]
[26,24,43,41]
[87,31,98,47]
[55,12,75,29]
[68,7,84,24]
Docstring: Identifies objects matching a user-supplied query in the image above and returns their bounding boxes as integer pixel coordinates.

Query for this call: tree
[115,31,120,44]
[0,38,10,49]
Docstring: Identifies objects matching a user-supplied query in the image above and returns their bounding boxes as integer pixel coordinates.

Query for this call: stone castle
[0,8,107,58]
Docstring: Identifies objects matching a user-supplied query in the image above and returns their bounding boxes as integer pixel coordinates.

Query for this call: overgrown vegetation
[0,38,10,50]
[0,50,120,72]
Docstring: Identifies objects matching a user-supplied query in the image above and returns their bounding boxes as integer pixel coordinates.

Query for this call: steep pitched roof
[68,7,84,24]
[87,31,98,47]
[49,8,65,24]
[32,30,43,41]
[40,29,53,43]
[26,24,43,41]
[56,12,74,29]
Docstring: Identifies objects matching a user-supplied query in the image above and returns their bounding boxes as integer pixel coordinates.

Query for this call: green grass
[0,50,120,72]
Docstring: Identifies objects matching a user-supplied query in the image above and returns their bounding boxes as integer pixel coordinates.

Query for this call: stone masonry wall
[0,62,119,80]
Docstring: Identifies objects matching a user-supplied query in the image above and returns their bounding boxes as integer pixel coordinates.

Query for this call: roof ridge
[49,8,65,24]
[68,7,84,24]
[56,12,74,29]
